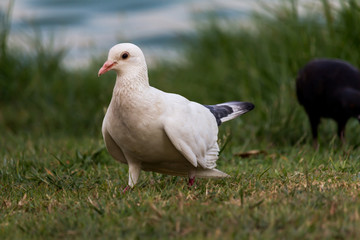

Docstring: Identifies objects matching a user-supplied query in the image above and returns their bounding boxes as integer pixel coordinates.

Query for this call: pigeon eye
[121,52,129,60]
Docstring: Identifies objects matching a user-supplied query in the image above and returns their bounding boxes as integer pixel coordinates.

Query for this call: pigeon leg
[188,177,196,187]
[122,185,131,193]
[337,120,346,145]
[339,130,345,144]
[309,115,320,149]
[122,163,141,193]
[128,162,141,188]
[188,170,196,187]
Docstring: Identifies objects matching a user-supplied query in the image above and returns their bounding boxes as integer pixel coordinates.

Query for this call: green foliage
[0,3,113,136]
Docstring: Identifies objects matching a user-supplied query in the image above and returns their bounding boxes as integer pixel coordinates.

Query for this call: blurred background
[0,0,263,68]
[1,0,360,148]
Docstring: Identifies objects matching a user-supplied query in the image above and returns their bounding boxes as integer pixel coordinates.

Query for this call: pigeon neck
[113,65,150,96]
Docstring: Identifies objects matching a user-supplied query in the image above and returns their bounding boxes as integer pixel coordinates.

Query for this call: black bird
[296,59,360,147]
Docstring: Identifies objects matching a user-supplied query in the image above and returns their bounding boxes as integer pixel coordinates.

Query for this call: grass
[2,137,360,239]
[2,0,360,239]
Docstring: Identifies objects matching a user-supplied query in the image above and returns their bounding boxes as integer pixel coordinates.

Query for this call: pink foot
[188,177,195,187]
[122,185,131,193]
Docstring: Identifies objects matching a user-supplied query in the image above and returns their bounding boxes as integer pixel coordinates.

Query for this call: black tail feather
[204,101,254,126]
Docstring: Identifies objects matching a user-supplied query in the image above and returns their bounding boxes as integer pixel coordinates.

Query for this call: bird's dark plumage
[204,101,255,126]
[296,59,360,146]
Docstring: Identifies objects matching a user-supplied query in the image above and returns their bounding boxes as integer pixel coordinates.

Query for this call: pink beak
[98,60,116,77]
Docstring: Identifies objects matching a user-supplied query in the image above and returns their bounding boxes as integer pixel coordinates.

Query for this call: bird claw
[122,185,131,193]
[188,177,195,187]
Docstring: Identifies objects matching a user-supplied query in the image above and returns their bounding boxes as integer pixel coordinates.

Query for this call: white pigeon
[98,43,254,191]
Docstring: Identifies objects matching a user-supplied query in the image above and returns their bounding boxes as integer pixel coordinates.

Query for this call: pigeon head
[98,43,147,77]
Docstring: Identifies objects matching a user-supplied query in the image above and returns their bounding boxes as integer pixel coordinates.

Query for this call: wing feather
[163,100,219,169]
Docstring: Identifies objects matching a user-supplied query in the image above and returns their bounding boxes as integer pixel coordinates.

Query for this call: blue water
[1,0,262,67]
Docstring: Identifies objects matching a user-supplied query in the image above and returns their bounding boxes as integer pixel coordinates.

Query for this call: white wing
[162,94,219,169]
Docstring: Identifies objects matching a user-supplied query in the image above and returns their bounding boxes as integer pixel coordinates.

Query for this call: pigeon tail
[204,101,255,126]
